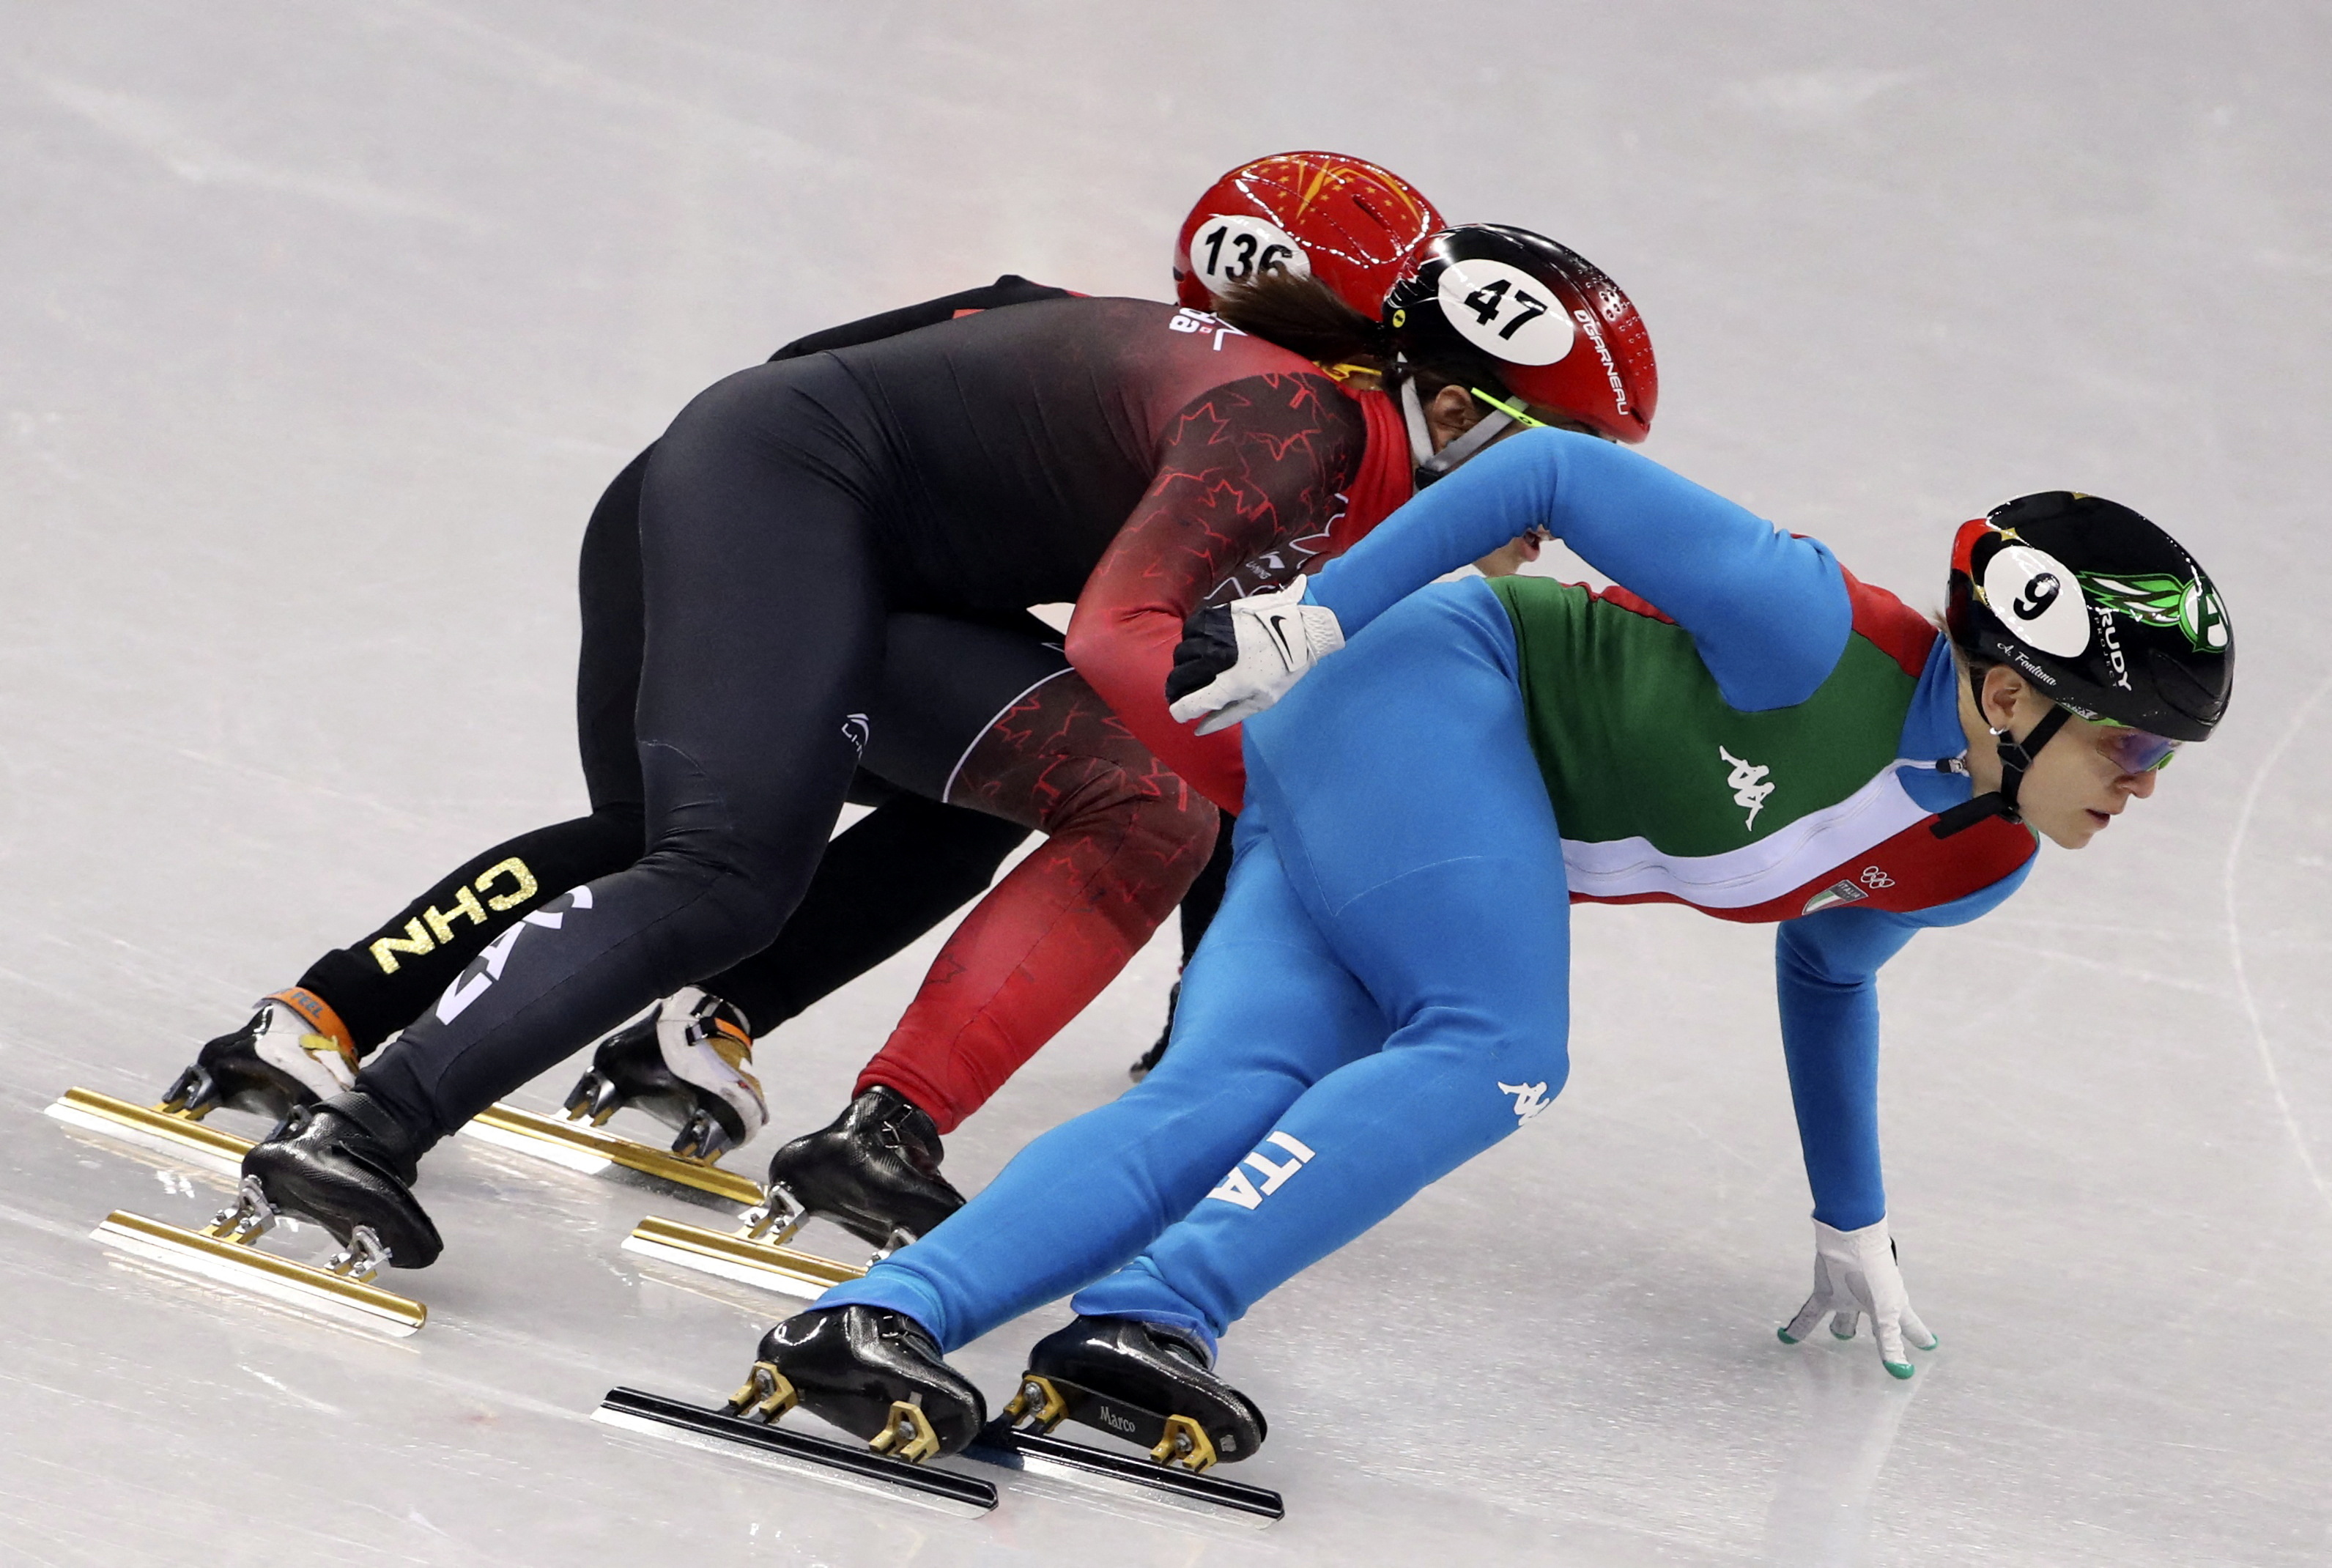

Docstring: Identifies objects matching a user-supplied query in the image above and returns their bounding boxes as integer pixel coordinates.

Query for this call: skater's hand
[1166,581,1345,736]
[1777,1216,1937,1379]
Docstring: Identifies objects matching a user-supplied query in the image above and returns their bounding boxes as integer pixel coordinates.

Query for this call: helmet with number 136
[1174,151,1445,318]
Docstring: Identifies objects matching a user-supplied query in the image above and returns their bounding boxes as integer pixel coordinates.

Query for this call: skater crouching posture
[166,154,1460,1235]
[221,219,1658,1273]
[743,412,2233,1465]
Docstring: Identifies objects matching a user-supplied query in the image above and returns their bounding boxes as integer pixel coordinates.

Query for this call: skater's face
[1420,386,1581,577]
[1961,663,2165,850]
[1473,527,1551,577]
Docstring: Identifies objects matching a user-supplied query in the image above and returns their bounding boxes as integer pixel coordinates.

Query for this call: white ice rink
[4,4,2328,1564]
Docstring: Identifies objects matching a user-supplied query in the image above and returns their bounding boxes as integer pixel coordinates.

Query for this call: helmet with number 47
[1384,224,1659,444]
[1174,152,1444,318]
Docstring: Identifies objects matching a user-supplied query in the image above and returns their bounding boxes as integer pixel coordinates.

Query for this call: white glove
[1778,1217,1938,1379]
[1164,581,1346,736]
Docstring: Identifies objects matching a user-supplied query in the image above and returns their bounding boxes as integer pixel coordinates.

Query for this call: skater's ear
[1420,383,1482,453]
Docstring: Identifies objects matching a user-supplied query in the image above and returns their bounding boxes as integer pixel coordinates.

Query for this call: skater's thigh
[1243,580,1568,1018]
[1244,580,1549,918]
[575,443,654,815]
[1144,818,1385,1100]
[633,393,886,873]
[859,612,1070,805]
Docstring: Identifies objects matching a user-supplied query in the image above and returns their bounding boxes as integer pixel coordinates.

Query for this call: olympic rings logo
[1859,866,1895,889]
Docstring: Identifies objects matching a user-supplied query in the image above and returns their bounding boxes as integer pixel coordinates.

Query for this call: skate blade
[91,1210,427,1337]
[457,1103,763,1205]
[966,1419,1284,1526]
[593,1387,996,1517]
[45,1088,251,1180]
[621,1215,865,1301]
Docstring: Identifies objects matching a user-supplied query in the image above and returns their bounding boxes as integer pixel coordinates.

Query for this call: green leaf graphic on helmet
[2077,571,2229,653]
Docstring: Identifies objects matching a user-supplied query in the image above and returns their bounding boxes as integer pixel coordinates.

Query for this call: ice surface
[3,3,2328,1564]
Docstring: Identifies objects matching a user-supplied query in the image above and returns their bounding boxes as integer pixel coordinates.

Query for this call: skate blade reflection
[91,1209,427,1337]
[456,1103,763,1205]
[45,1087,251,1179]
[621,1214,866,1301]
[593,1387,996,1517]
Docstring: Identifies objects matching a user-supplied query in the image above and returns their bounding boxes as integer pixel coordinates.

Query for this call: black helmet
[1382,223,1657,446]
[1946,492,2232,742]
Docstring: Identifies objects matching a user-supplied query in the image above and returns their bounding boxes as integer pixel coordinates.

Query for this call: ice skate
[593,1306,997,1515]
[1010,1314,1265,1465]
[761,1086,965,1250]
[162,996,360,1123]
[560,988,766,1159]
[239,1091,445,1268]
[621,1087,959,1301]
[452,991,765,1208]
[47,991,355,1179]
[969,1314,1284,1521]
[742,1304,988,1454]
[89,1091,439,1337]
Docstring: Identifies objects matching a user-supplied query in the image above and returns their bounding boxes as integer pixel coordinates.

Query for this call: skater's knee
[1404,1000,1569,1107]
[1045,761,1219,903]
[672,857,793,951]
[1480,1019,1568,1131]
[1114,775,1219,890]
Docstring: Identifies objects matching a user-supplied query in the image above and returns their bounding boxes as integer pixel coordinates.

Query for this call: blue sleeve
[1777,859,2032,1229]
[1303,429,1853,711]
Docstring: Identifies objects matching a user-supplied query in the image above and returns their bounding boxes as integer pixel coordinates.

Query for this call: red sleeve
[1065,371,1366,815]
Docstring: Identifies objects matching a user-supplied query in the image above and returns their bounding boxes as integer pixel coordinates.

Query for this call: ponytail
[1210,270,1513,402]
[1210,270,1391,374]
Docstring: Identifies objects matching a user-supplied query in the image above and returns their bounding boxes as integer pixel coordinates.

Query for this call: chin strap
[1399,370,1514,487]
[1931,669,2073,838]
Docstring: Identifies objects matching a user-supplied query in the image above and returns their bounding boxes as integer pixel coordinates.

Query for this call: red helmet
[1384,225,1659,444]
[1174,151,1443,318]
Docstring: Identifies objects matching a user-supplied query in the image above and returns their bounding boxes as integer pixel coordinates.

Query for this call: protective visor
[2092,722,2179,775]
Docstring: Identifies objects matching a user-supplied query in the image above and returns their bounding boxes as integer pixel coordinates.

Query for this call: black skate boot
[728,1304,988,1460]
[160,996,358,1124]
[240,1091,443,1269]
[1128,980,1180,1081]
[1007,1315,1267,1471]
[759,1087,964,1253]
[561,988,765,1159]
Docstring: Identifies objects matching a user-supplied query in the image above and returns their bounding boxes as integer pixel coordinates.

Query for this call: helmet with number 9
[1945,492,2232,742]
[1174,152,1444,319]
[1383,224,1659,444]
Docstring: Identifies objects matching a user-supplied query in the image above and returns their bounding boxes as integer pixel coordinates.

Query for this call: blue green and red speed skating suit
[820,428,2037,1358]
